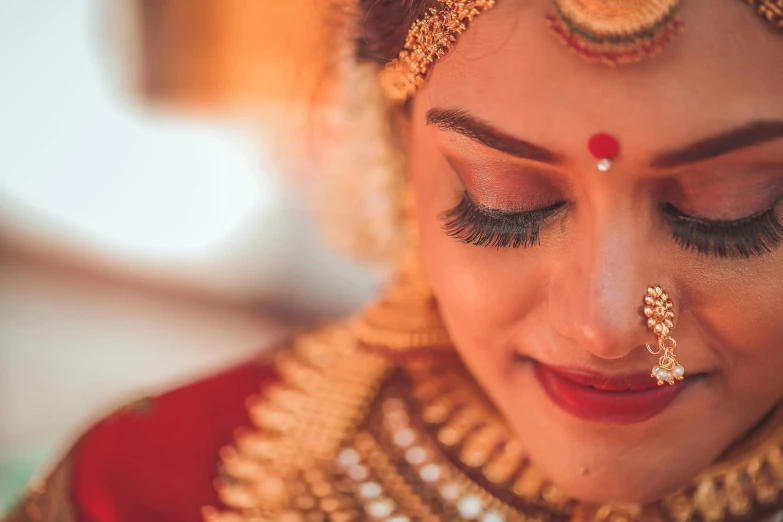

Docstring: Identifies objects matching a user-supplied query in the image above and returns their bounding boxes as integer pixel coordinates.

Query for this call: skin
[407,0,783,504]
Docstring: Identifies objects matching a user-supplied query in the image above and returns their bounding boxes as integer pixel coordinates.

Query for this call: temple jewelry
[352,188,452,358]
[643,285,685,385]
[380,0,496,102]
[546,0,684,66]
[207,323,783,522]
[380,1,782,102]
[747,0,783,30]
[588,133,620,172]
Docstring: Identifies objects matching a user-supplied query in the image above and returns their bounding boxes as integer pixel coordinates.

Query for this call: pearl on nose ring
[643,285,685,386]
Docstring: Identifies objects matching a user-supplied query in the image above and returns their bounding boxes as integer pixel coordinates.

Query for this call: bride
[6,1,783,521]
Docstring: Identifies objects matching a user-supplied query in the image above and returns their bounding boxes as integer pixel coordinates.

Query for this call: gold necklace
[203,323,783,522]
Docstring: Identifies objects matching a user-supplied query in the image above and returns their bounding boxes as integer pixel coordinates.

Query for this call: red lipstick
[533,362,685,424]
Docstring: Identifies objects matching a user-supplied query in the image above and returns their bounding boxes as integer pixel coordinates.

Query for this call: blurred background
[0,0,381,510]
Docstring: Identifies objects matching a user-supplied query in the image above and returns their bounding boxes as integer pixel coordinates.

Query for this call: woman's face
[409,0,783,504]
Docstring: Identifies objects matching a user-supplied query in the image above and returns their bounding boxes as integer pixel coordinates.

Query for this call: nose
[548,216,653,361]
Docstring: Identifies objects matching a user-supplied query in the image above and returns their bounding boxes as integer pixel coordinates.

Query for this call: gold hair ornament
[546,0,684,66]
[380,1,782,103]
[644,285,685,385]
[380,0,496,102]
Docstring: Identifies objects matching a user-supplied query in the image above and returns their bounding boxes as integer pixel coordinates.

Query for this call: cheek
[408,136,542,360]
[680,261,783,392]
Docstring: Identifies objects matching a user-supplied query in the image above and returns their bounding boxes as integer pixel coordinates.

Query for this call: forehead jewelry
[381,1,783,102]
[380,0,496,103]
[643,285,685,385]
[588,133,619,172]
[546,0,685,66]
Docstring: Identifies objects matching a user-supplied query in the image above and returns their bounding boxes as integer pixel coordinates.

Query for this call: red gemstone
[588,133,620,160]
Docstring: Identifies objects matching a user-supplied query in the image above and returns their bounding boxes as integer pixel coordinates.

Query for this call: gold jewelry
[351,189,452,359]
[351,243,452,359]
[745,0,783,30]
[380,0,496,102]
[206,322,783,522]
[378,0,783,103]
[643,285,685,386]
[546,0,684,66]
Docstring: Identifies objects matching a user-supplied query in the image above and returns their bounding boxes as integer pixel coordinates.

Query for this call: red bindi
[588,133,620,172]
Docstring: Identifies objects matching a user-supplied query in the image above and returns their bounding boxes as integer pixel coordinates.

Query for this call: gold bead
[724,471,753,516]
[540,484,570,506]
[482,440,524,484]
[749,461,779,503]
[236,433,279,461]
[512,466,544,499]
[311,482,332,498]
[422,401,451,425]
[766,446,783,479]
[663,492,695,522]
[296,495,317,510]
[319,497,341,513]
[460,426,501,468]
[693,479,727,521]
[437,426,461,447]
[219,484,258,510]
[256,477,288,504]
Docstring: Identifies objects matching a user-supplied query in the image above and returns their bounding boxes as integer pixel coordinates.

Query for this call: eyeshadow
[445,155,568,212]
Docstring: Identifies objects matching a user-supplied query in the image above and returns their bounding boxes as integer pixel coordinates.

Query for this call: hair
[353,0,440,66]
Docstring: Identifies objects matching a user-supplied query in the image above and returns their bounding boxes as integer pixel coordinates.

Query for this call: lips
[533,362,685,424]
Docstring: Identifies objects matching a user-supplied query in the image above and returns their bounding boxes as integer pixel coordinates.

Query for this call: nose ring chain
[643,285,685,386]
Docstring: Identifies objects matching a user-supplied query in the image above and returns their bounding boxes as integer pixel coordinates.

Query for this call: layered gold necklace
[203,324,783,522]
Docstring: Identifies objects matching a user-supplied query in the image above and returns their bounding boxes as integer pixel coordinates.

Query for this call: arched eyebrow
[428,108,783,170]
[650,121,783,169]
[426,107,563,164]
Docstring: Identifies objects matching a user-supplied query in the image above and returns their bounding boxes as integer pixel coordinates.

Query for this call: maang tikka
[643,285,685,385]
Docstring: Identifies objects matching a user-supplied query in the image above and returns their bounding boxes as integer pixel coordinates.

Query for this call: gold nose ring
[643,285,685,386]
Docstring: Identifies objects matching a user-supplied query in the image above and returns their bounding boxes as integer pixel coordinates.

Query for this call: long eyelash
[666,203,783,259]
[441,193,565,248]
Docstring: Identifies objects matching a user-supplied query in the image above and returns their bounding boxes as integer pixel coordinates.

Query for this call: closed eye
[442,192,567,248]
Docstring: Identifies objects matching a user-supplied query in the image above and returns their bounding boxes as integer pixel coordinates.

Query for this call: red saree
[5,359,277,522]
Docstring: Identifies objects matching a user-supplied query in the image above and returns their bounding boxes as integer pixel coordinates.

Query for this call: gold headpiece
[381,0,783,101]
[380,0,496,103]
[546,0,684,66]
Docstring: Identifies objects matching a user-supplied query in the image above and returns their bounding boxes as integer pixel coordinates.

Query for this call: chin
[509,414,707,504]
[497,366,717,504]
[531,451,694,504]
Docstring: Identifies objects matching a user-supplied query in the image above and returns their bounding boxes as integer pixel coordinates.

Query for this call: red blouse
[68,360,276,522]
